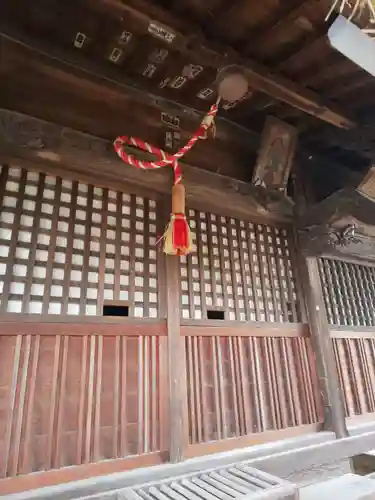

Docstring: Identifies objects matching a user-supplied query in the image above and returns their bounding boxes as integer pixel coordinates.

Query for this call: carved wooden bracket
[297,185,375,261]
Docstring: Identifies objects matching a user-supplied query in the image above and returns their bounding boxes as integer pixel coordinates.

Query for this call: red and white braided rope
[113,101,219,185]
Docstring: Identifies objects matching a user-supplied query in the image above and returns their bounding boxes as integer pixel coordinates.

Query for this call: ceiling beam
[0,107,290,224]
[0,29,257,142]
[244,0,320,57]
[83,0,355,129]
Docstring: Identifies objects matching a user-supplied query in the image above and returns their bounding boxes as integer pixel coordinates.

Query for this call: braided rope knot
[113,100,220,184]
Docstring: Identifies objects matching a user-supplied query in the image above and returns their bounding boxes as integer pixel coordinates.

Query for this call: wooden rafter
[72,0,355,129]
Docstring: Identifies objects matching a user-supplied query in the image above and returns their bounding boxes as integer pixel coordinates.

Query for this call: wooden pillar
[165,254,189,462]
[298,252,348,438]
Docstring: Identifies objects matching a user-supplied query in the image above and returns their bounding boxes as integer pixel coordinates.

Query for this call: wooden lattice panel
[0,165,159,318]
[185,335,321,444]
[0,332,165,477]
[333,337,375,417]
[319,258,375,326]
[180,209,301,322]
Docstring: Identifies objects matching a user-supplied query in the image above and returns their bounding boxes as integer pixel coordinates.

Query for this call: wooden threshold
[0,452,167,496]
[346,413,375,427]
[181,321,309,338]
[185,423,323,459]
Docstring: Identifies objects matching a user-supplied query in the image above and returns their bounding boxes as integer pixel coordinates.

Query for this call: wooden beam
[180,322,309,337]
[297,252,348,437]
[0,453,167,496]
[298,188,375,228]
[165,254,189,462]
[0,14,355,129]
[0,320,167,336]
[0,108,291,224]
[245,0,320,57]
[185,423,322,459]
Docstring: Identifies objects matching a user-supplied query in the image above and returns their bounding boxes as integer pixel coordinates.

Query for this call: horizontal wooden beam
[0,14,355,129]
[185,423,322,459]
[180,321,309,337]
[297,188,375,261]
[331,327,375,339]
[0,36,257,149]
[0,452,167,496]
[0,318,167,336]
[0,108,291,224]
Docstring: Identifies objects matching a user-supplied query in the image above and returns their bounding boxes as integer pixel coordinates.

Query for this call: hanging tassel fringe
[163,183,194,255]
[114,99,220,257]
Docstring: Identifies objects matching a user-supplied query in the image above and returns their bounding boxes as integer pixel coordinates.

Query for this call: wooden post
[165,254,189,462]
[298,252,348,438]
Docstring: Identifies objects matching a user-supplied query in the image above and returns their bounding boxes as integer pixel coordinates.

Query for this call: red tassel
[163,184,193,255]
[172,214,189,254]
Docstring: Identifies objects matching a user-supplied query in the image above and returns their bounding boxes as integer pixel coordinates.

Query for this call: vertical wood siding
[0,332,166,477]
[181,210,302,322]
[333,337,375,417]
[320,258,375,419]
[0,165,159,318]
[185,334,322,445]
[0,164,323,488]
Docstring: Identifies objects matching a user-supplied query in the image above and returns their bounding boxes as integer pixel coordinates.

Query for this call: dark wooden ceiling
[1,0,375,199]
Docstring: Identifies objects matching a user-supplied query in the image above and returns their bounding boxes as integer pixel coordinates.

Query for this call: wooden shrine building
[1,0,375,497]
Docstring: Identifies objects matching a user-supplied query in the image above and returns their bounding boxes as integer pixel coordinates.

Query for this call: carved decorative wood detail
[297,186,375,262]
[253,116,297,192]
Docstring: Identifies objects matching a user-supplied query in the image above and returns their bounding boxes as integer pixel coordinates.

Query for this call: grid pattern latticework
[0,165,159,317]
[180,209,301,322]
[319,258,375,327]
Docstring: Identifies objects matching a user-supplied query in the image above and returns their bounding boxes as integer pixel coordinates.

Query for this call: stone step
[300,473,375,500]
[77,465,298,500]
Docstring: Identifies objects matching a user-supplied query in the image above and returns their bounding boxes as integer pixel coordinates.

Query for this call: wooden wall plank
[54,335,69,468]
[19,335,40,474]
[10,335,31,476]
[120,337,128,456]
[298,255,348,437]
[165,255,188,462]
[1,335,22,477]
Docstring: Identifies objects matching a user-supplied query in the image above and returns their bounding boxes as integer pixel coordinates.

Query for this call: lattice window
[180,209,301,322]
[319,258,375,326]
[0,165,159,318]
